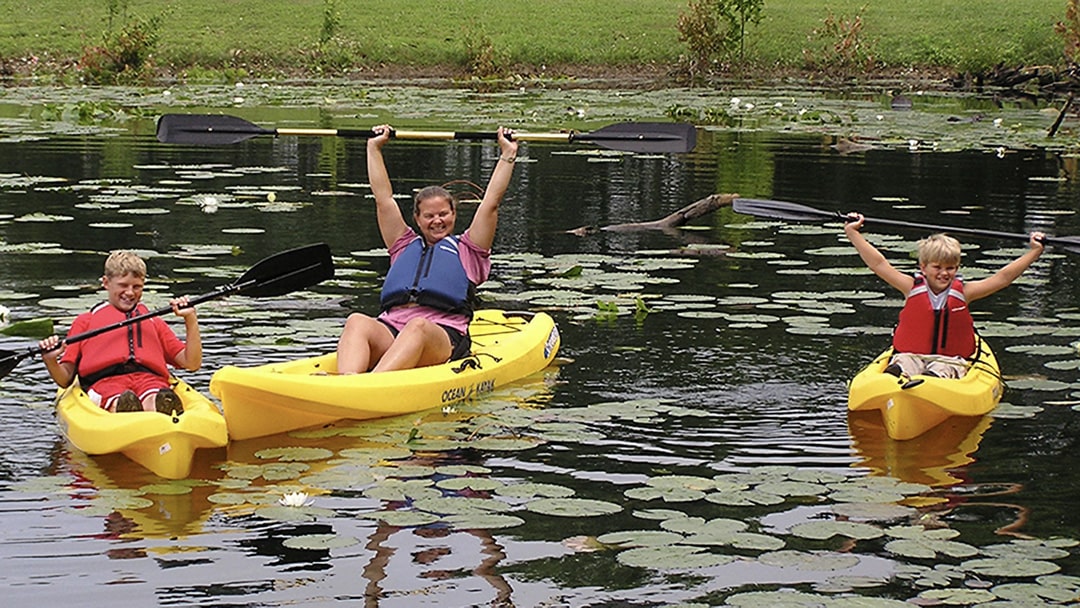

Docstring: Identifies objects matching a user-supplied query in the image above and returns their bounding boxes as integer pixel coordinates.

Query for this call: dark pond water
[1,86,1080,607]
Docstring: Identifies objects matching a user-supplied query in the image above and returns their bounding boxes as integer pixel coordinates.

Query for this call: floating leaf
[360,510,441,527]
[413,496,512,515]
[624,486,706,503]
[961,557,1061,577]
[526,498,622,517]
[916,588,997,604]
[282,534,358,550]
[497,482,576,499]
[435,477,505,492]
[757,549,861,571]
[980,540,1071,560]
[0,317,54,338]
[254,446,334,462]
[615,545,734,570]
[597,530,684,547]
[789,520,884,541]
[445,513,525,530]
[724,590,831,607]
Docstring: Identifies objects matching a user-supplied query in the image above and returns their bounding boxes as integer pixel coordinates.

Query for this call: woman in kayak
[844,213,1044,379]
[335,124,518,374]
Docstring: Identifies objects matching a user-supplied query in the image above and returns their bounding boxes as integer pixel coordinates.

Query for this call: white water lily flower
[279,491,313,508]
[199,195,219,214]
[993,118,1003,127]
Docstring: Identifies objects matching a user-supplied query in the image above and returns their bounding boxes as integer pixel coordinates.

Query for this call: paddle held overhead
[0,243,335,380]
[156,113,697,154]
[732,197,1080,255]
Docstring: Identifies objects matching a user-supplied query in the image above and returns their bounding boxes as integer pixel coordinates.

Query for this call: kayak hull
[56,378,228,479]
[847,339,1003,441]
[210,309,561,440]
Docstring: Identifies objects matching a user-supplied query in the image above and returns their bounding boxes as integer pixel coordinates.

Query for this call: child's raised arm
[965,231,1045,302]
[844,213,914,295]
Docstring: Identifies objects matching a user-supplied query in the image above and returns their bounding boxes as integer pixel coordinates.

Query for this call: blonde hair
[917,233,962,266]
[103,250,147,278]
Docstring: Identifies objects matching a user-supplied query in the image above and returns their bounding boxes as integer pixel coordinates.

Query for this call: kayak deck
[210,309,561,440]
[56,377,228,479]
[847,339,1004,441]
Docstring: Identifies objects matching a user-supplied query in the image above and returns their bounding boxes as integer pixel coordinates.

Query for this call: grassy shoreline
[0,0,1069,86]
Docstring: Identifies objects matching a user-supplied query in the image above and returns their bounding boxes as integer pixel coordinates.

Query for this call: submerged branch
[567,193,736,236]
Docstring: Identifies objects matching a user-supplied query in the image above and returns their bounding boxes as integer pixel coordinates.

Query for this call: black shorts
[378,319,471,361]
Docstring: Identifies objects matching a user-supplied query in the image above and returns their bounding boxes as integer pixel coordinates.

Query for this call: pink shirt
[377,228,491,334]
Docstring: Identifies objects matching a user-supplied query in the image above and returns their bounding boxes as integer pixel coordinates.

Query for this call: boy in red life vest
[37,250,202,414]
[844,213,1044,379]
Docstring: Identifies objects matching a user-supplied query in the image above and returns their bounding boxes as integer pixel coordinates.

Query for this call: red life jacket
[61,302,181,388]
[892,274,976,358]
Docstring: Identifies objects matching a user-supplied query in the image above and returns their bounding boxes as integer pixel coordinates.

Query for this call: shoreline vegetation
[0,0,1077,94]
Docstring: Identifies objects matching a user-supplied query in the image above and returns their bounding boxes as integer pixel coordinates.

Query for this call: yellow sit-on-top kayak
[56,377,228,479]
[210,309,561,440]
[847,338,1004,441]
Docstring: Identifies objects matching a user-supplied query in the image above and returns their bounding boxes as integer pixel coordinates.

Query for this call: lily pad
[282,533,358,550]
[615,545,735,570]
[526,497,623,517]
[360,510,441,527]
[443,513,524,530]
[961,557,1061,577]
[789,520,884,541]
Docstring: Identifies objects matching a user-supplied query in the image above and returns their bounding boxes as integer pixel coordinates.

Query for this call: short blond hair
[103,250,147,278]
[917,233,962,266]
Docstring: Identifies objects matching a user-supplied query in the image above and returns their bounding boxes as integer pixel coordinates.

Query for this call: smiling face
[101,250,147,312]
[414,192,456,244]
[103,272,145,312]
[919,260,959,294]
[916,233,962,294]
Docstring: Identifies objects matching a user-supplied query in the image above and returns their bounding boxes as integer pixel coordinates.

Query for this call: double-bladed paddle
[732,198,1080,254]
[0,243,335,380]
[155,113,697,154]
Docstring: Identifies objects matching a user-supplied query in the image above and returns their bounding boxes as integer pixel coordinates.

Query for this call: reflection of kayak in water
[64,444,223,540]
[210,310,561,440]
[56,377,228,479]
[847,339,1004,440]
[847,409,992,488]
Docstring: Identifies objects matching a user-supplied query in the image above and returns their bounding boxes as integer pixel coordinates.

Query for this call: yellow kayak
[847,339,1004,441]
[210,309,561,440]
[56,377,228,479]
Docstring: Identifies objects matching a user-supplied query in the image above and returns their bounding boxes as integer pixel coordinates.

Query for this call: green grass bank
[0,0,1069,84]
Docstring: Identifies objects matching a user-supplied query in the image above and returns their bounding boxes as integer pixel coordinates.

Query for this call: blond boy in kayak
[335,125,518,374]
[38,250,201,414]
[844,213,1044,378]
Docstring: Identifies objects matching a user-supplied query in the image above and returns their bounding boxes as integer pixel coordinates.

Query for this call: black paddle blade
[233,243,335,297]
[0,350,29,379]
[733,198,842,222]
[157,114,274,145]
[576,122,697,153]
